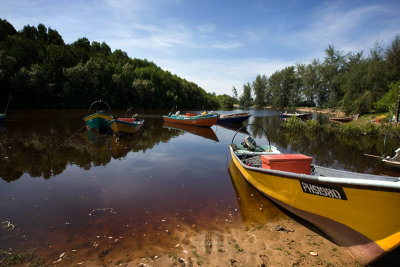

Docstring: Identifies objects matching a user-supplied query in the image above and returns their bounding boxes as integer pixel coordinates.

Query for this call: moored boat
[218,112,251,123]
[108,108,144,136]
[109,118,144,135]
[229,124,400,265]
[83,100,113,132]
[163,111,219,127]
[329,114,359,123]
[280,112,310,120]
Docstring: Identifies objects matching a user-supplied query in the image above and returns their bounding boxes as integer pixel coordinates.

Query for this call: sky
[1,0,399,96]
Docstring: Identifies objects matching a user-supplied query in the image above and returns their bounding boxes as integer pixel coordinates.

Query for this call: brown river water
[0,109,399,266]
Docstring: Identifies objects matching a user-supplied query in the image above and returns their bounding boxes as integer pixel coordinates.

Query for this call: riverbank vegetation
[238,37,400,115]
[0,19,236,110]
[281,116,400,138]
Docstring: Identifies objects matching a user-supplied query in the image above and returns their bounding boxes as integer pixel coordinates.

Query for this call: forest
[1,18,399,114]
[0,18,236,110]
[237,36,400,115]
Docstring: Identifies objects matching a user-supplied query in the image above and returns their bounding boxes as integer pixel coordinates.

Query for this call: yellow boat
[230,133,400,265]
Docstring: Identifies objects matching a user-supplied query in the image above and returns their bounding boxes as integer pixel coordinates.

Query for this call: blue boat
[218,112,251,123]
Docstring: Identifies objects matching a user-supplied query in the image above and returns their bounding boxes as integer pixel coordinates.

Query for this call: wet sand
[25,215,360,266]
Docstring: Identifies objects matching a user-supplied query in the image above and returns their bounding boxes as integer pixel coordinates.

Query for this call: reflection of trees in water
[0,118,182,182]
[244,115,397,174]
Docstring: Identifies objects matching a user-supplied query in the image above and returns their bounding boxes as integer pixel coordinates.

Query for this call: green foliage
[0,248,44,266]
[0,19,225,110]
[281,116,305,131]
[238,36,400,114]
[216,94,235,108]
[304,119,323,132]
[252,74,267,107]
[374,80,400,113]
[239,82,252,106]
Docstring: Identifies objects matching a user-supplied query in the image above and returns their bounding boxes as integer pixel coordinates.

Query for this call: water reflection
[215,121,250,135]
[228,160,284,225]
[0,112,181,182]
[162,122,219,142]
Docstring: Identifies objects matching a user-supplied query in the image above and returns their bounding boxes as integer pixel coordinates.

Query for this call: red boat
[163,112,219,127]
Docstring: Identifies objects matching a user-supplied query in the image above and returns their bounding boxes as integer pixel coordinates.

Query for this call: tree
[252,74,267,107]
[386,35,400,82]
[232,86,238,102]
[239,83,252,106]
[0,18,16,40]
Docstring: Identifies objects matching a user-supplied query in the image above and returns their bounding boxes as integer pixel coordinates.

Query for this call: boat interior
[232,144,400,183]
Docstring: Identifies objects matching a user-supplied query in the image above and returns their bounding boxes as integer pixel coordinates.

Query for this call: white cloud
[197,24,216,33]
[157,58,296,95]
[211,42,243,50]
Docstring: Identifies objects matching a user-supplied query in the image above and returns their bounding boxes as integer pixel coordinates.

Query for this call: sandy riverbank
[44,217,359,267]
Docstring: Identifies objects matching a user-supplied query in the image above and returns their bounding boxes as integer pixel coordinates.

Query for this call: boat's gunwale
[230,145,400,191]
[163,113,219,120]
[83,111,113,121]
[163,114,219,127]
[111,119,144,126]
[219,112,250,118]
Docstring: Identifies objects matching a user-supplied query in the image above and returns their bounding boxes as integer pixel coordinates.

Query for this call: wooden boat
[329,114,359,123]
[108,108,144,136]
[280,111,311,120]
[163,121,219,142]
[218,112,251,123]
[163,111,219,127]
[229,124,400,265]
[83,100,113,132]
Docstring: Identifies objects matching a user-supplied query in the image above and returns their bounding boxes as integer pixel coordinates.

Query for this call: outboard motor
[243,135,257,151]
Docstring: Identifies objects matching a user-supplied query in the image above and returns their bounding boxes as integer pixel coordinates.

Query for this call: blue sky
[1,0,399,96]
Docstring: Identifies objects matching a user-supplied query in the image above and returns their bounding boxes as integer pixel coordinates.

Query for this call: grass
[281,114,400,137]
[0,248,45,267]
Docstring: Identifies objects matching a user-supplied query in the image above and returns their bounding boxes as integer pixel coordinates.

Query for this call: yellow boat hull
[230,148,400,265]
[109,120,143,135]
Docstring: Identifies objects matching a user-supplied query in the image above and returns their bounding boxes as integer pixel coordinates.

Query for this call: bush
[374,81,400,113]
[281,116,304,131]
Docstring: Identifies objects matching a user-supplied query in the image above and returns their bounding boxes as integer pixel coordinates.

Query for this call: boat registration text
[300,181,347,200]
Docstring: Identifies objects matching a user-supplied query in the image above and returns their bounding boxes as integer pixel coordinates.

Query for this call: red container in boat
[261,154,313,174]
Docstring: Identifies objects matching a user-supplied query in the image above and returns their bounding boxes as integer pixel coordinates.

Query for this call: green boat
[83,100,113,132]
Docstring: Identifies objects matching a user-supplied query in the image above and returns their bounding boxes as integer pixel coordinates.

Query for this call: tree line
[237,37,400,114]
[0,18,236,110]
